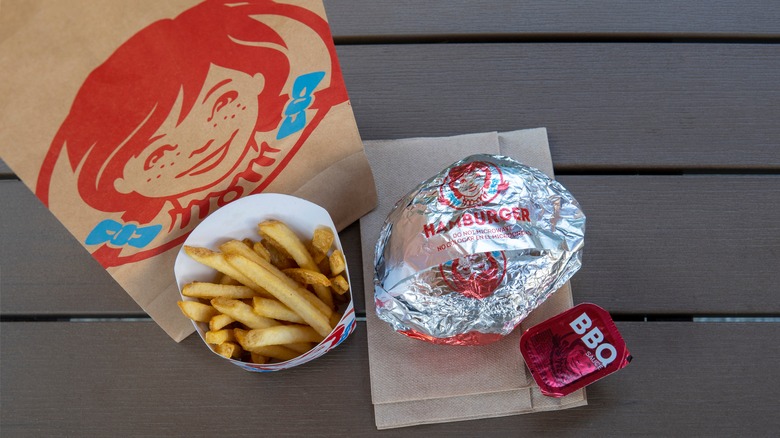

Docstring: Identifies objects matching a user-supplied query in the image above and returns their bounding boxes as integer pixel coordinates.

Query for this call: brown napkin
[359,128,587,429]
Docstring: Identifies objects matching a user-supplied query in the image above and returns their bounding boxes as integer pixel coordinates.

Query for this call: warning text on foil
[424,207,532,251]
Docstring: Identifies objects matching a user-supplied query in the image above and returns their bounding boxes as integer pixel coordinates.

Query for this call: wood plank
[3,44,778,179]
[2,175,778,316]
[337,43,780,169]
[1,321,778,435]
[357,174,780,315]
[0,181,142,315]
[562,174,780,315]
[326,0,780,40]
[0,180,363,316]
[6,178,778,317]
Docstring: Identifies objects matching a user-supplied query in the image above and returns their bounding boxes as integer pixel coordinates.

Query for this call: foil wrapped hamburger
[373,154,585,345]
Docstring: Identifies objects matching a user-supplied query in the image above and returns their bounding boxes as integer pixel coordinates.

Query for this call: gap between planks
[2,314,780,323]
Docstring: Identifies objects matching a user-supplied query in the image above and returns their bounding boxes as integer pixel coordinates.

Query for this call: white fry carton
[174,193,356,371]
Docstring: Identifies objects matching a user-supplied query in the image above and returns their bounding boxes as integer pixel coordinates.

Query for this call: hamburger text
[423,206,530,239]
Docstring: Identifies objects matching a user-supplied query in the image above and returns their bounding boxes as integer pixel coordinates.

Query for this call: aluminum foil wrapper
[373,154,585,345]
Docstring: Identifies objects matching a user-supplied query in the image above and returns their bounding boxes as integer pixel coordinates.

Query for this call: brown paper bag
[0,0,377,341]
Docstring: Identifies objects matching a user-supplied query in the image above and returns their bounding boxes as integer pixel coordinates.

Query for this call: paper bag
[0,0,377,341]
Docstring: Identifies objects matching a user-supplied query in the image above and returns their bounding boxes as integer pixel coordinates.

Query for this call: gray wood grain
[1,321,778,436]
[326,0,780,39]
[0,181,142,316]
[337,43,780,169]
[3,175,778,316]
[3,44,779,179]
[0,180,363,317]
[3,4,779,437]
[562,174,780,315]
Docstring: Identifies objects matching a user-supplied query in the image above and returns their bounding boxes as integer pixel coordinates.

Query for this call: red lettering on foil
[422,205,531,238]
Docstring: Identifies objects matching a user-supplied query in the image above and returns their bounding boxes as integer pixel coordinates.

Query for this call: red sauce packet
[519,303,632,397]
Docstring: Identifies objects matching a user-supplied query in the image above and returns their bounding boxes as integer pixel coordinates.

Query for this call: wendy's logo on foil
[35,1,347,268]
[439,251,507,299]
[438,161,509,210]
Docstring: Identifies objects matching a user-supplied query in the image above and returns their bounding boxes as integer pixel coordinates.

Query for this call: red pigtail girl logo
[438,161,509,210]
[35,0,347,268]
[439,251,507,299]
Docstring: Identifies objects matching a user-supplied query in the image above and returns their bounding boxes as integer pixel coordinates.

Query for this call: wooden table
[2,1,779,435]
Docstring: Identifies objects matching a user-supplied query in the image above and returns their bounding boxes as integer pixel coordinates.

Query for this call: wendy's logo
[439,251,507,299]
[438,161,509,210]
[34,1,347,268]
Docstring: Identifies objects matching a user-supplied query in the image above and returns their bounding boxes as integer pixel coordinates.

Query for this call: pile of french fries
[177,220,349,364]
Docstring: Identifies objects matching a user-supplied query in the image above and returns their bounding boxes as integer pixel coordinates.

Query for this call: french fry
[311,226,335,257]
[235,329,300,361]
[258,220,335,309]
[252,241,271,261]
[330,274,350,295]
[285,342,315,354]
[181,221,349,365]
[184,246,264,292]
[252,297,306,324]
[263,240,297,269]
[250,352,269,364]
[182,282,257,299]
[282,268,331,287]
[329,249,346,276]
[214,241,279,298]
[226,254,332,337]
[238,325,324,348]
[333,289,350,304]
[234,251,333,318]
[214,342,243,359]
[249,346,299,362]
[220,240,268,268]
[210,297,278,330]
[258,220,317,270]
[315,289,335,310]
[177,300,220,323]
[329,311,343,328]
[209,313,235,331]
[305,242,327,263]
[297,288,333,319]
[317,256,332,277]
[205,329,236,345]
[218,274,241,286]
